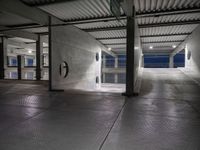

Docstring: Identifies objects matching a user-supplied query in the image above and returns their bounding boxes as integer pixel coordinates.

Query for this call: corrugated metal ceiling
[137,13,200,25]
[134,0,200,13]
[19,0,200,53]
[89,30,126,38]
[74,20,126,29]
[23,27,48,33]
[39,0,118,21]
[140,24,199,36]
[141,35,187,42]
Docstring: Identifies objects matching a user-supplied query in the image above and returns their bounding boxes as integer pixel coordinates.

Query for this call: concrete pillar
[114,57,118,83]
[0,37,7,79]
[36,35,43,80]
[169,55,174,68]
[141,55,144,67]
[124,15,135,96]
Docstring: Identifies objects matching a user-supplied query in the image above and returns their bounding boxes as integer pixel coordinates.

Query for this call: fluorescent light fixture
[172,45,176,48]
[149,46,153,49]
[108,47,112,51]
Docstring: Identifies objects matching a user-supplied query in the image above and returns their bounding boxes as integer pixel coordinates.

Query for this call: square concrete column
[123,15,135,96]
[169,55,174,68]
[141,54,144,67]
[0,37,7,79]
[36,35,43,80]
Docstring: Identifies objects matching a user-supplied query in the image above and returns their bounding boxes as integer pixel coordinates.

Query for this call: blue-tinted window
[27,58,34,66]
[11,58,17,66]
[144,55,169,68]
[174,53,185,68]
[118,55,126,68]
[105,55,115,68]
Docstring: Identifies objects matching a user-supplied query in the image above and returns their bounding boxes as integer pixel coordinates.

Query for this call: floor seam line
[0,109,47,134]
[98,99,128,150]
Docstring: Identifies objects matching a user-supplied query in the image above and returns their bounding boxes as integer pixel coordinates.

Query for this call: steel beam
[136,7,200,18]
[142,40,184,44]
[97,33,190,40]
[141,33,191,38]
[64,7,200,25]
[104,40,184,45]
[23,0,81,7]
[83,26,126,32]
[106,43,126,45]
[83,20,200,32]
[139,20,200,28]
[1,29,39,41]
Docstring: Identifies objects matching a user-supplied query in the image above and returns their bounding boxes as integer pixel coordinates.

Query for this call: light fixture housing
[172,45,176,48]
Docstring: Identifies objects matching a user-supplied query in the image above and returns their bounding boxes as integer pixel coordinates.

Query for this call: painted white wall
[51,25,101,91]
[134,20,143,92]
[185,25,200,75]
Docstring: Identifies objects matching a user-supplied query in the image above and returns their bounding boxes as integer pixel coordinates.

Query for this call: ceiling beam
[97,33,190,40]
[106,43,126,45]
[83,20,200,32]
[63,8,200,25]
[65,16,126,25]
[83,26,126,32]
[142,40,184,44]
[97,37,126,40]
[64,8,200,25]
[25,0,200,20]
[137,7,200,18]
[139,20,200,28]
[0,0,63,25]
[141,33,191,38]
[104,40,184,45]
[23,0,81,7]
[0,26,38,41]
[7,39,36,50]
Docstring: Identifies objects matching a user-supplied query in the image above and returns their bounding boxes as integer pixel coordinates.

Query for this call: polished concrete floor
[0,68,200,150]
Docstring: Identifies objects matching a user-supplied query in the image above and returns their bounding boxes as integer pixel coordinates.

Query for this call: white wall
[134,20,143,92]
[185,25,200,75]
[51,25,102,91]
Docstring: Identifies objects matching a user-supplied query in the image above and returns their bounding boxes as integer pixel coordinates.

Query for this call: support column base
[122,92,139,97]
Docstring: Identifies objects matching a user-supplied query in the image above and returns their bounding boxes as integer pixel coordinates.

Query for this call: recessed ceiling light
[149,46,153,49]
[172,45,176,48]
[108,47,112,51]
[28,50,32,53]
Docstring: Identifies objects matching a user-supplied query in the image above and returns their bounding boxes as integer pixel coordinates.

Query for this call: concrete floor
[0,68,200,150]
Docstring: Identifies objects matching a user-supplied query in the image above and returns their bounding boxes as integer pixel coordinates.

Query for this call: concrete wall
[51,25,102,91]
[134,20,143,92]
[185,25,200,75]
